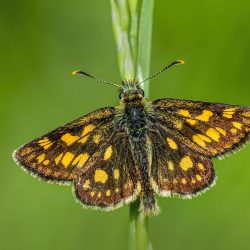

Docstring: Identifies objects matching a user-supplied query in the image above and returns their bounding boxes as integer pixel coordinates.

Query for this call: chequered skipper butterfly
[13,61,250,215]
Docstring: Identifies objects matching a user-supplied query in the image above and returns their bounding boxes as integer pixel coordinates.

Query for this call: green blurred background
[1,1,250,250]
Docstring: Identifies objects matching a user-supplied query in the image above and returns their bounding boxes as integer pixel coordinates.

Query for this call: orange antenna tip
[177,60,185,64]
[72,70,80,75]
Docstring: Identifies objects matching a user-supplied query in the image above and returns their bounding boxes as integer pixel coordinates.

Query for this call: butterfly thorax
[117,82,148,137]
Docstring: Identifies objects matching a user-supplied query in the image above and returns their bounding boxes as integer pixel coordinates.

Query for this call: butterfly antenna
[139,60,185,85]
[72,70,123,89]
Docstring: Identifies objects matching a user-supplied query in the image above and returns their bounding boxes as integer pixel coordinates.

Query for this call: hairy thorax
[125,103,148,137]
[116,93,149,139]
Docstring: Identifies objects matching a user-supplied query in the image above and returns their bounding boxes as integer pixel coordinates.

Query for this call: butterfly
[13,61,250,215]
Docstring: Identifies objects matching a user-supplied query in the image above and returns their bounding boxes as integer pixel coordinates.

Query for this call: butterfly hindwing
[151,98,250,158]
[148,127,215,197]
[13,107,115,184]
[74,134,140,210]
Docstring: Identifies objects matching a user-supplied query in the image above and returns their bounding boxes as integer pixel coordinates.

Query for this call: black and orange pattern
[13,81,250,215]
[149,99,250,198]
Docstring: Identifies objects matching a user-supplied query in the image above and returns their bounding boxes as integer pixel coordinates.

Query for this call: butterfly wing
[13,107,116,184]
[14,107,140,210]
[151,98,250,158]
[149,98,250,197]
[74,134,140,210]
[148,126,215,197]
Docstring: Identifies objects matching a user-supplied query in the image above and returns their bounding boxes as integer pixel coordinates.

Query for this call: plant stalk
[110,0,154,249]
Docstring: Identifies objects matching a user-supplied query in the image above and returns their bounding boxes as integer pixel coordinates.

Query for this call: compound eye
[119,92,124,99]
[138,88,144,96]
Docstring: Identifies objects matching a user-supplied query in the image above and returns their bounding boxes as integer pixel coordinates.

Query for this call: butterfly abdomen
[129,136,159,215]
[121,100,159,214]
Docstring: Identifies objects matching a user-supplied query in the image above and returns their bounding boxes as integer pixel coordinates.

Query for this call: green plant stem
[129,201,150,250]
[110,1,154,249]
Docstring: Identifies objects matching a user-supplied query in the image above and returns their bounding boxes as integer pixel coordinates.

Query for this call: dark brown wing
[74,134,140,210]
[149,98,250,197]
[151,98,250,158]
[14,107,140,210]
[148,126,215,197]
[13,107,115,185]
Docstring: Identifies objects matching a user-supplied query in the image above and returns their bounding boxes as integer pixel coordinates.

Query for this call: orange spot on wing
[61,152,75,168]
[178,109,191,118]
[166,137,178,150]
[37,153,45,164]
[94,169,108,183]
[82,124,96,136]
[61,133,79,145]
[72,153,89,168]
[78,135,89,144]
[206,128,220,142]
[232,122,243,130]
[195,110,213,122]
[215,127,226,136]
[186,119,197,125]
[104,146,113,160]
[180,156,193,171]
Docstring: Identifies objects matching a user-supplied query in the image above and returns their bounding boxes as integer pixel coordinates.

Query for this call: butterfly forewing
[14,107,115,184]
[152,99,250,158]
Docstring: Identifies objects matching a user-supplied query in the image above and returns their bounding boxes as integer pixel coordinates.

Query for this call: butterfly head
[119,81,144,102]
